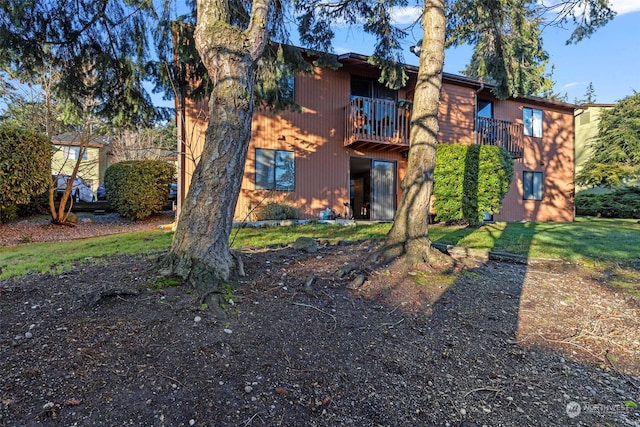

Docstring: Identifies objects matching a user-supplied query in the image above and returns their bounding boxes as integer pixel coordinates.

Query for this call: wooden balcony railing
[475,117,524,159]
[345,97,410,152]
[344,98,523,159]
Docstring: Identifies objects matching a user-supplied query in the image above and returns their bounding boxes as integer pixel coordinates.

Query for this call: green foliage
[433,144,514,225]
[0,205,17,224]
[0,124,50,213]
[104,160,175,220]
[576,93,640,188]
[447,1,614,99]
[450,5,549,99]
[0,98,72,136]
[148,277,182,290]
[255,202,300,221]
[575,187,640,219]
[0,1,160,127]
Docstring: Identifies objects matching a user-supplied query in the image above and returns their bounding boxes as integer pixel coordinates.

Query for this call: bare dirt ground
[1,213,639,426]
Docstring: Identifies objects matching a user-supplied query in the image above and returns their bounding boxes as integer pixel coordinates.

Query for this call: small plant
[19,233,34,244]
[218,283,239,313]
[410,271,429,287]
[255,202,300,221]
[148,277,182,290]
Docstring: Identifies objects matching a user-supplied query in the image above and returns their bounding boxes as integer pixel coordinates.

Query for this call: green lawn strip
[428,218,640,266]
[0,229,174,279]
[2,218,638,280]
[229,222,391,249]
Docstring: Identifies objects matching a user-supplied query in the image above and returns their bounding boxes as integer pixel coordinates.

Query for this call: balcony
[475,117,524,159]
[344,98,524,159]
[344,97,410,152]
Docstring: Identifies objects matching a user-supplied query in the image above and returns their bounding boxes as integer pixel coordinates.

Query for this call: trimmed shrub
[434,144,514,225]
[255,202,300,221]
[0,124,50,220]
[575,187,640,218]
[0,205,18,224]
[104,160,175,220]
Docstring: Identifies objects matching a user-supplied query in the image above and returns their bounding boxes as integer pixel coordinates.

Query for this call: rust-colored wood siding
[179,98,208,216]
[181,64,407,221]
[180,61,574,223]
[242,65,351,220]
[243,65,407,220]
[438,83,475,144]
[490,97,575,222]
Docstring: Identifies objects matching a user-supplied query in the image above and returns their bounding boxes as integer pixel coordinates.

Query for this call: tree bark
[382,0,446,265]
[163,0,271,294]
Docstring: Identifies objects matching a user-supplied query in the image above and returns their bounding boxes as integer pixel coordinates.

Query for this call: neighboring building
[574,103,618,195]
[177,51,576,223]
[51,133,112,193]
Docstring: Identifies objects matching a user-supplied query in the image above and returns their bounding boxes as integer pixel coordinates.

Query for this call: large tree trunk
[382,0,446,265]
[163,0,270,295]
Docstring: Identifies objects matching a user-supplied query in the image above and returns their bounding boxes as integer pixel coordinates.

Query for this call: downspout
[474,82,485,145]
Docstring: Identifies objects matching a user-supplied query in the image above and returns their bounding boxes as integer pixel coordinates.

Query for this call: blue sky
[329,0,640,104]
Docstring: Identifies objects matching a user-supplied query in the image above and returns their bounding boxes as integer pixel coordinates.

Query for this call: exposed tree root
[370,237,456,271]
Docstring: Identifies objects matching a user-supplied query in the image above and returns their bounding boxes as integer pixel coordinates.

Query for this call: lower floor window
[523,171,543,200]
[255,148,295,191]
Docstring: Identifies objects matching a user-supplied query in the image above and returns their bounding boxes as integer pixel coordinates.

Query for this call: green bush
[0,124,50,218]
[104,160,175,220]
[16,190,49,218]
[0,205,18,224]
[255,202,300,220]
[576,187,640,218]
[434,144,514,225]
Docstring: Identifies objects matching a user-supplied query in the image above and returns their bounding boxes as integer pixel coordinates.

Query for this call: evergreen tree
[575,82,597,105]
[576,92,640,188]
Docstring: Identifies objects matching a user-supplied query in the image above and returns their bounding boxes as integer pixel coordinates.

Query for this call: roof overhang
[336,52,575,111]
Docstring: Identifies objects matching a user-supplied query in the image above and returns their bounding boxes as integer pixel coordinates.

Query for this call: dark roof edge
[336,52,576,110]
[578,103,617,108]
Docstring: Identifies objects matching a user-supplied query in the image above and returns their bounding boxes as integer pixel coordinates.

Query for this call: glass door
[371,160,395,221]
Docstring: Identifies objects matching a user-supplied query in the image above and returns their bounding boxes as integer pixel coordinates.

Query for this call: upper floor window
[255,148,295,191]
[478,100,493,118]
[63,146,87,161]
[351,76,397,102]
[523,107,543,138]
[281,75,295,102]
[258,74,295,104]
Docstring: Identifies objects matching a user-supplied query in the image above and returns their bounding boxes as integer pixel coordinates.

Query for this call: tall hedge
[0,124,50,222]
[434,144,514,225]
[104,160,175,220]
[575,187,640,218]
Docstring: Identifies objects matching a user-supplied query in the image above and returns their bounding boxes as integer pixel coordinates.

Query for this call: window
[255,149,295,191]
[281,75,295,102]
[259,74,295,103]
[523,171,543,200]
[523,107,543,138]
[63,146,87,160]
[478,100,493,118]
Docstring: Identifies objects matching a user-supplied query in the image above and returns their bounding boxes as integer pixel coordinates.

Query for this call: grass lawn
[428,217,640,266]
[1,217,638,279]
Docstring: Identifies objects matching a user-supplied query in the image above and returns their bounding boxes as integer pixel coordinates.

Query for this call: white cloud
[610,0,640,15]
[538,0,640,16]
[391,7,422,25]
